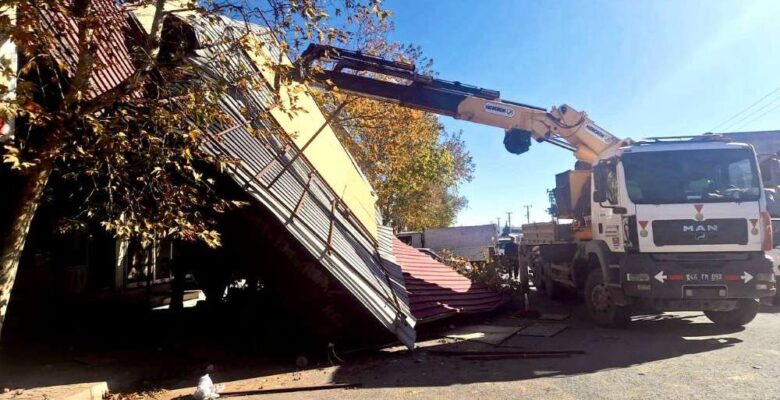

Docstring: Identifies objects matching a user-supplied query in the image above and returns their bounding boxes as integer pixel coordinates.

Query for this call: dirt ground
[3,293,780,400]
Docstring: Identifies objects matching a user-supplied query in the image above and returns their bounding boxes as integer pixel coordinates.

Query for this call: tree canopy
[1,0,393,246]
[312,16,474,231]
[0,0,395,335]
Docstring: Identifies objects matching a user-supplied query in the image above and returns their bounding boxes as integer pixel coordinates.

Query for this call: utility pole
[523,204,532,224]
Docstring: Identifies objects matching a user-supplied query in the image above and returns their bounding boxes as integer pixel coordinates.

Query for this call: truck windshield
[622,149,761,204]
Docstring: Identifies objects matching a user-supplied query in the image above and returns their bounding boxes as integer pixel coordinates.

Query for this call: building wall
[423,224,498,262]
[722,131,780,156]
[246,34,379,238]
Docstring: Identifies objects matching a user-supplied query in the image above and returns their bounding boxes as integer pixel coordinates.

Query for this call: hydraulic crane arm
[292,44,625,164]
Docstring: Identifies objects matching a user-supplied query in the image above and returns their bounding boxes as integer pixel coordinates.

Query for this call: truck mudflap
[619,252,776,301]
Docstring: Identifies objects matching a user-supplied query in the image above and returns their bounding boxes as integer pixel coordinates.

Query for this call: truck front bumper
[618,252,775,310]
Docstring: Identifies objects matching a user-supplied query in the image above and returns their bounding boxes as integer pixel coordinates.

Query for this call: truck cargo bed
[521,222,572,245]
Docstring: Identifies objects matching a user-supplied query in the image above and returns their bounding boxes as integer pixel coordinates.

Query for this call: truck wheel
[704,299,759,327]
[585,269,631,327]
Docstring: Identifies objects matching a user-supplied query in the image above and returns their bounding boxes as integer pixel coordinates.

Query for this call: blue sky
[381,0,780,226]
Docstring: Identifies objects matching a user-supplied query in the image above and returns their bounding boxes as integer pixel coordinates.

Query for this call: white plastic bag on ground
[193,374,224,400]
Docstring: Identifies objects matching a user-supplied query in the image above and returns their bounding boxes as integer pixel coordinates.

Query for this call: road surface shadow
[328,297,747,389]
[1,290,767,394]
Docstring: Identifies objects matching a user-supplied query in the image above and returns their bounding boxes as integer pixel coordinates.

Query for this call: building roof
[37,0,137,100]
[392,238,506,322]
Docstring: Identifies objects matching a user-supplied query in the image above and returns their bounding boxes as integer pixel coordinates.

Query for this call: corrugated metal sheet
[172,15,416,347]
[37,0,136,100]
[377,225,397,263]
[392,238,506,322]
[376,226,410,317]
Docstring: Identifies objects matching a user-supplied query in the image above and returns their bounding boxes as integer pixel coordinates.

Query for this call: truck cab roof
[601,135,754,159]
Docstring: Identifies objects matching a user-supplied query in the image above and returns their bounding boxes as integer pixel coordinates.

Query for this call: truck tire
[585,269,631,327]
[543,263,565,300]
[704,299,759,327]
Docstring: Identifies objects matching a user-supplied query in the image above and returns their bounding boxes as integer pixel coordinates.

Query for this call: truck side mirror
[592,162,608,203]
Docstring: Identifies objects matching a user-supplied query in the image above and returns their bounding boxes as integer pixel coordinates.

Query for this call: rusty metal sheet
[36,0,136,100]
[393,237,506,323]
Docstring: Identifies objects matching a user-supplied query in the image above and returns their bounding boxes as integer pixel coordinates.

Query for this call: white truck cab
[524,136,776,327]
[592,139,770,253]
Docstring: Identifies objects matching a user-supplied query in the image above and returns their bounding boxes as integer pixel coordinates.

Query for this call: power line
[711,85,780,132]
[722,94,780,132]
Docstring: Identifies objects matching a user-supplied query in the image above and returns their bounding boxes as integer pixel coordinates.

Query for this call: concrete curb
[1,382,108,400]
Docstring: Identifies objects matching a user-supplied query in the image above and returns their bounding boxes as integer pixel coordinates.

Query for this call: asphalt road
[7,291,780,399]
[234,300,780,400]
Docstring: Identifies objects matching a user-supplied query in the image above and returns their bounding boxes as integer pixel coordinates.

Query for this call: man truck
[524,136,775,326]
[291,44,776,327]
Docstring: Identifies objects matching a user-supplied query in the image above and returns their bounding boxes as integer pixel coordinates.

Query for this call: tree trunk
[0,162,52,339]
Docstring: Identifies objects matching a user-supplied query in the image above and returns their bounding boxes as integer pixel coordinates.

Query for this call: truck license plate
[684,273,723,282]
[683,286,727,298]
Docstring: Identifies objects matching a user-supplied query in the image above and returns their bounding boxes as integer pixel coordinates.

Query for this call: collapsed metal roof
[35,0,417,345]
[392,237,506,322]
[170,14,416,347]
[21,0,512,348]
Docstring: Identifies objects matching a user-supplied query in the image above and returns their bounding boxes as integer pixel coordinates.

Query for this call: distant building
[722,131,780,216]
[721,131,780,157]
[722,131,780,187]
[396,231,423,248]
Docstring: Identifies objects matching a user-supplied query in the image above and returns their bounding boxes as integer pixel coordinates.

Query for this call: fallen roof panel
[392,238,506,322]
[171,15,416,348]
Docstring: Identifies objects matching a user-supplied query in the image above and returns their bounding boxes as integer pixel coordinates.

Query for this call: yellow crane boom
[293,44,625,164]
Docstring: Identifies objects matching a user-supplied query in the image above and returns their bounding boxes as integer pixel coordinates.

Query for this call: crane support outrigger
[293,44,775,328]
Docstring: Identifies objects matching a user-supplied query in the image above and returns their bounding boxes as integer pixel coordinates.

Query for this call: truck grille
[652,219,748,246]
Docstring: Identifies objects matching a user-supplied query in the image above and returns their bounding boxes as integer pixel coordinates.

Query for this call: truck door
[593,159,625,252]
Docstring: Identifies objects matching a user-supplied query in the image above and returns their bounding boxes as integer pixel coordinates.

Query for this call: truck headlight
[755,273,775,282]
[626,273,650,282]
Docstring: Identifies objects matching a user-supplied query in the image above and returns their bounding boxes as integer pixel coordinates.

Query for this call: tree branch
[63,0,97,108]
[83,0,168,113]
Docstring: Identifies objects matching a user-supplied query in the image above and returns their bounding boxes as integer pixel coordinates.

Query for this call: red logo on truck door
[638,220,649,237]
[750,219,759,235]
[694,204,704,221]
